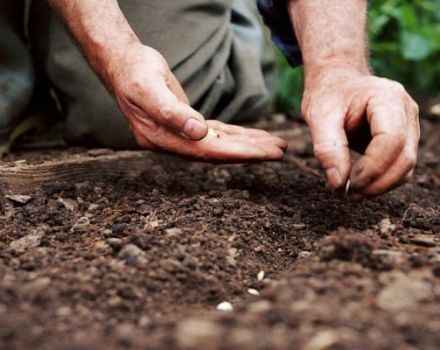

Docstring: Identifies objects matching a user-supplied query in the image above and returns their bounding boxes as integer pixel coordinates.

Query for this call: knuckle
[390,81,407,96]
[157,103,175,122]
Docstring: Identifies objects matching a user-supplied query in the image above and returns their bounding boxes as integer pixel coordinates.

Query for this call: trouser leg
[0,0,35,147]
[29,0,275,149]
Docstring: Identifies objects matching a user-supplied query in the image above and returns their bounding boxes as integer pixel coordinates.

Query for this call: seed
[345,179,351,197]
[216,301,233,312]
[257,271,265,281]
[208,128,220,139]
[247,288,260,296]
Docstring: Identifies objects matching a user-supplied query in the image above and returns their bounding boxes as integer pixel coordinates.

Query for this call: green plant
[369,0,440,95]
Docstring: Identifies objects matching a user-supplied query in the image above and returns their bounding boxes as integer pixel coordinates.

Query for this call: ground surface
[0,116,439,350]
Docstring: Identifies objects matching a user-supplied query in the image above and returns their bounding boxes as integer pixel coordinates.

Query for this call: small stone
[378,218,396,235]
[409,234,436,247]
[176,318,222,349]
[373,249,405,265]
[88,203,100,211]
[257,271,265,281]
[94,240,109,252]
[108,238,123,252]
[247,300,271,314]
[72,216,90,232]
[305,330,340,350]
[111,223,126,234]
[216,301,234,312]
[165,227,182,236]
[58,198,76,211]
[247,288,260,296]
[118,244,147,267]
[9,232,43,253]
[298,251,312,259]
[5,194,32,205]
[377,274,432,312]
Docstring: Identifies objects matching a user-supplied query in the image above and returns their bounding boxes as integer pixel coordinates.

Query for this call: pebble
[72,216,91,232]
[373,249,406,265]
[305,330,340,350]
[9,232,43,253]
[247,300,272,314]
[165,227,182,236]
[107,238,123,252]
[5,194,32,205]
[247,288,260,296]
[57,198,76,211]
[409,234,436,247]
[118,244,148,267]
[216,301,234,312]
[176,318,222,349]
[377,274,432,312]
[378,218,396,235]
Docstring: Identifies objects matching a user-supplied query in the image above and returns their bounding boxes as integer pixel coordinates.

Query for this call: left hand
[301,65,420,200]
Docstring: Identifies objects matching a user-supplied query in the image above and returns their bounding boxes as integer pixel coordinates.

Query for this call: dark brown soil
[0,116,439,350]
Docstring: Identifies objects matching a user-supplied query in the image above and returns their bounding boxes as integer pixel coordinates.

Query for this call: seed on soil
[5,194,32,205]
[216,301,234,312]
[247,288,260,296]
[257,271,265,281]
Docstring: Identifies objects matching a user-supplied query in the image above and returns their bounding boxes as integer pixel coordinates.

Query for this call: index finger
[349,96,406,191]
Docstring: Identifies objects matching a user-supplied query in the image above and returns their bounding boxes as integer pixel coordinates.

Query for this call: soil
[0,115,439,350]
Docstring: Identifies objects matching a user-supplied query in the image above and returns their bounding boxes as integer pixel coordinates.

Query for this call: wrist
[303,61,370,91]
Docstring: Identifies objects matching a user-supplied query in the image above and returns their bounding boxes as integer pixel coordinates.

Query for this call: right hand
[104,43,287,162]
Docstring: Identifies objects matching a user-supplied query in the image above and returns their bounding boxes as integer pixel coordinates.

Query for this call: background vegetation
[276,0,440,113]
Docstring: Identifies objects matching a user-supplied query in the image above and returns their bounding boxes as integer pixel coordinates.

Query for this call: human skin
[287,0,420,200]
[47,0,419,199]
[46,0,287,163]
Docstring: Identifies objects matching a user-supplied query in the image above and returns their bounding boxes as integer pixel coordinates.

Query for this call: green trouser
[3,0,276,149]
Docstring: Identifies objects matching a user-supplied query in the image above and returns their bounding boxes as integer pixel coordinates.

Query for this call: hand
[104,43,286,162]
[301,66,420,200]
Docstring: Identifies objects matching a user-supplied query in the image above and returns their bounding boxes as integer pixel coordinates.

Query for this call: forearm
[287,0,370,86]
[47,0,140,87]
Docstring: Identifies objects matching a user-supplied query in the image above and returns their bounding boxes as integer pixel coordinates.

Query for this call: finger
[206,121,288,150]
[134,123,284,162]
[353,100,419,197]
[307,113,351,190]
[349,97,408,192]
[207,120,272,137]
[135,80,208,141]
[358,147,417,197]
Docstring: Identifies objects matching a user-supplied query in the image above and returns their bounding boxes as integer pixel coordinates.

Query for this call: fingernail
[326,167,342,189]
[182,118,208,140]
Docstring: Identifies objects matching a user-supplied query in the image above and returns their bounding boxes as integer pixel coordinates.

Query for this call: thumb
[144,80,208,141]
[307,114,351,190]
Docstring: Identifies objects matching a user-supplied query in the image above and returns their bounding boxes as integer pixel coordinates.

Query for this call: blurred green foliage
[276,0,440,113]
